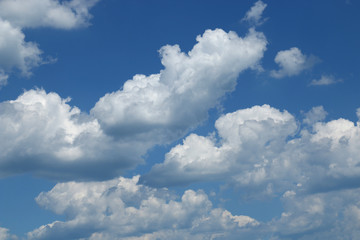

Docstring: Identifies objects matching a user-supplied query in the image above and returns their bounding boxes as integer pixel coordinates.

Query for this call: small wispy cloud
[309,75,342,86]
[242,0,268,26]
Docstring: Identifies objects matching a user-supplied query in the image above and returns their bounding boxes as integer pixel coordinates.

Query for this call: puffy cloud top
[0,0,99,29]
[271,47,318,78]
[92,28,267,143]
[28,176,258,240]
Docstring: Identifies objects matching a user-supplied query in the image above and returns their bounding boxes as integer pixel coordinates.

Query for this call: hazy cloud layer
[271,47,318,78]
[28,176,258,240]
[0,27,267,180]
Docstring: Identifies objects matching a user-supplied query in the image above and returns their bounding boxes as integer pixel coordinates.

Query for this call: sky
[0,0,360,239]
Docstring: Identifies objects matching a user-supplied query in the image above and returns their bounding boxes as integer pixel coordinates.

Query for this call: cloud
[303,106,327,125]
[142,104,360,196]
[271,47,318,78]
[0,27,267,180]
[0,89,148,180]
[0,0,99,29]
[0,0,99,86]
[309,75,342,86]
[139,104,360,238]
[141,104,298,189]
[242,0,268,26]
[0,19,43,77]
[91,28,267,144]
[27,176,258,240]
[0,227,17,240]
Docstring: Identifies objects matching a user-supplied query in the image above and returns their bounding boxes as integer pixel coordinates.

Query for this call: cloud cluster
[0,89,147,180]
[0,27,267,180]
[27,176,258,240]
[271,47,318,78]
[143,104,360,196]
[0,0,99,85]
[92,28,267,143]
[139,104,360,238]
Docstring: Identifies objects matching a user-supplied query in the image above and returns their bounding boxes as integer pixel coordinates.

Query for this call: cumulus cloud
[0,19,43,77]
[0,0,99,85]
[0,27,267,180]
[269,189,360,239]
[141,104,298,189]
[27,176,258,240]
[92,28,267,144]
[0,227,17,240]
[303,106,327,125]
[0,0,99,29]
[139,104,360,238]
[0,89,148,180]
[242,0,267,26]
[309,74,342,86]
[271,47,318,78]
[142,105,360,196]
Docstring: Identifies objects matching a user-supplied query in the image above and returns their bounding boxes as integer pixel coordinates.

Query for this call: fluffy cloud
[309,74,342,86]
[0,19,43,77]
[0,89,148,180]
[0,0,99,85]
[27,176,258,240]
[271,47,318,78]
[140,104,360,238]
[0,227,17,240]
[303,105,327,125]
[269,189,360,239]
[0,27,267,180]
[0,0,99,29]
[92,28,267,143]
[141,104,298,189]
[242,0,267,26]
[142,105,360,196]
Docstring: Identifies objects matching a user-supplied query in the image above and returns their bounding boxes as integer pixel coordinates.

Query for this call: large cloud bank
[0,27,267,180]
[28,176,258,240]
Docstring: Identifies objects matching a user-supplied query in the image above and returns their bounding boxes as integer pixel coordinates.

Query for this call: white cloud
[242,0,267,26]
[0,0,99,29]
[0,0,99,85]
[140,104,360,238]
[0,227,17,240]
[0,70,8,88]
[0,89,149,180]
[0,18,43,78]
[303,106,327,125]
[0,27,267,180]
[91,28,267,144]
[142,104,360,196]
[28,176,258,240]
[271,47,318,78]
[310,74,342,86]
[141,104,298,190]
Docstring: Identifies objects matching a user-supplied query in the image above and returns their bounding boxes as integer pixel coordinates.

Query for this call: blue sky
[1,0,360,239]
